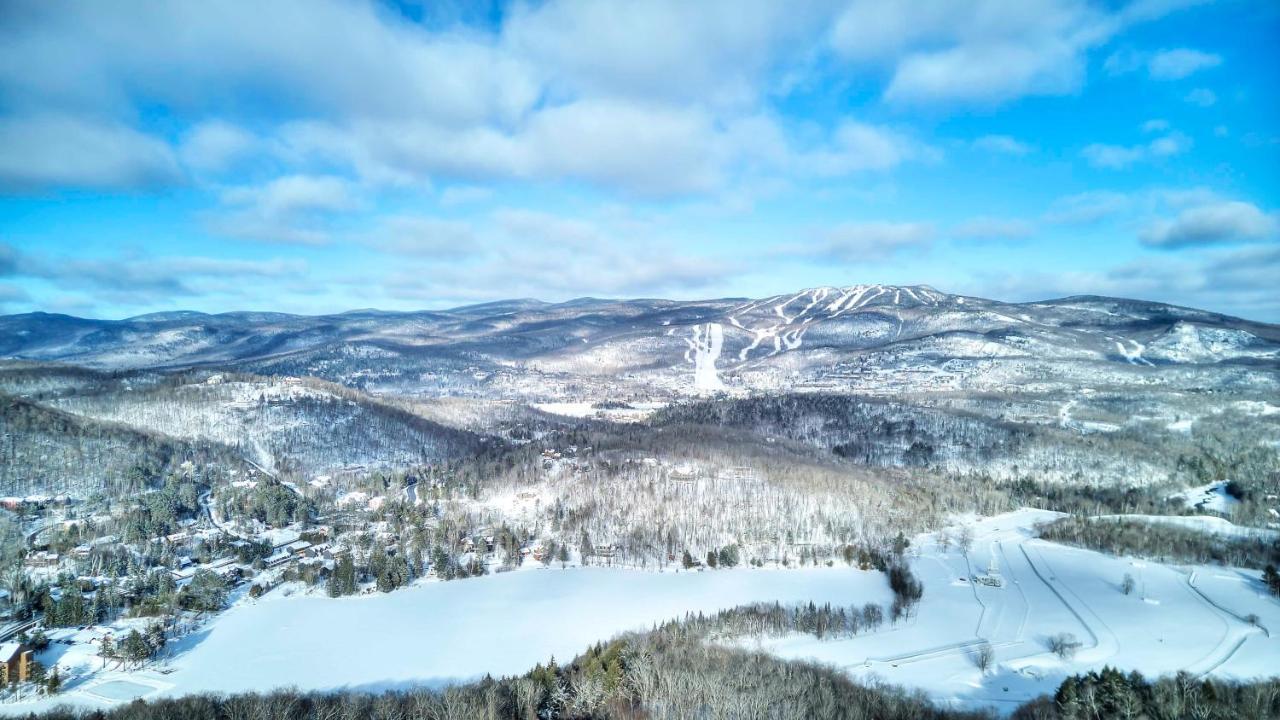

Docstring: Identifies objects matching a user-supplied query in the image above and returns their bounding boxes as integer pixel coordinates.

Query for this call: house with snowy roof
[0,642,33,684]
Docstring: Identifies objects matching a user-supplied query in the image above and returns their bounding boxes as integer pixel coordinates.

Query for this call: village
[0,442,678,704]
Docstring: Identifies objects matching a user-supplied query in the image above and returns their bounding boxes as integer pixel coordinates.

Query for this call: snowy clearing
[759,510,1279,712]
[1172,481,1242,514]
[4,566,890,715]
[1096,514,1278,540]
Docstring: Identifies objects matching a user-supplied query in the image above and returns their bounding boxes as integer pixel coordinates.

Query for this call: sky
[0,0,1277,322]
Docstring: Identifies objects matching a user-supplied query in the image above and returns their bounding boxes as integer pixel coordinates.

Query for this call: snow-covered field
[760,510,1280,711]
[7,510,1278,716]
[3,565,891,715]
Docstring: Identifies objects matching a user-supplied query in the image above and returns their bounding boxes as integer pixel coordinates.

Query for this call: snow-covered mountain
[1,285,1276,401]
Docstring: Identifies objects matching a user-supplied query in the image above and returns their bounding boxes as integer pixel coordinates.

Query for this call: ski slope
[760,510,1280,711]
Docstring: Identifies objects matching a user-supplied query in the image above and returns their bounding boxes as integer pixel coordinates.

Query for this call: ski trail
[738,326,776,362]
[1116,339,1154,366]
[1019,544,1113,662]
[827,288,857,314]
[795,288,827,321]
[681,324,700,364]
[996,540,1031,642]
[774,292,806,323]
[831,285,875,317]
[687,322,726,391]
[1179,570,1265,676]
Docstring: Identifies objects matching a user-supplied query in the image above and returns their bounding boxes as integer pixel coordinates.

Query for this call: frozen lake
[158,565,891,695]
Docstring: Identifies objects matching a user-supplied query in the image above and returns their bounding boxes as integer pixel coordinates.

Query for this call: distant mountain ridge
[2,285,1277,400]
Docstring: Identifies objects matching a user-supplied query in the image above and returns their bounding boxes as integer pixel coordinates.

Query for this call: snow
[1145,323,1263,363]
[3,566,891,714]
[756,510,1280,712]
[1114,339,1152,366]
[83,679,162,702]
[532,401,667,423]
[1171,481,1241,514]
[1096,514,1277,540]
[6,510,1278,716]
[532,401,596,418]
[688,322,726,391]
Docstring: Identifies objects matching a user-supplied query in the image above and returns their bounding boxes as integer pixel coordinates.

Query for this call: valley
[0,285,1277,718]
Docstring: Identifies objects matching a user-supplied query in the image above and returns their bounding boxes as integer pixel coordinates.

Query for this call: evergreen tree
[122,630,151,669]
[26,659,45,690]
[718,545,740,568]
[1264,564,1280,597]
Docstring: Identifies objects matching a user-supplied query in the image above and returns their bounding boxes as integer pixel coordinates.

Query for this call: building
[24,551,59,569]
[0,643,33,684]
[284,540,313,557]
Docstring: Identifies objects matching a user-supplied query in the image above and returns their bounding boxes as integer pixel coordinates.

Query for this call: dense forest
[0,394,237,497]
[1037,515,1280,570]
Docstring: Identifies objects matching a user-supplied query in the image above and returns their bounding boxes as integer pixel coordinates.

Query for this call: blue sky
[1,0,1277,320]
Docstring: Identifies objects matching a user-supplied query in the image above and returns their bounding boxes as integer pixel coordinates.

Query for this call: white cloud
[1147,48,1221,80]
[1140,119,1169,133]
[0,241,307,299]
[1184,88,1217,107]
[504,0,830,107]
[439,185,493,207]
[780,221,936,262]
[378,207,744,301]
[1105,46,1222,81]
[0,114,180,192]
[973,134,1034,155]
[1082,131,1191,168]
[801,122,939,175]
[961,244,1280,322]
[828,0,1176,105]
[210,174,360,245]
[179,120,260,174]
[222,175,358,217]
[1081,144,1145,169]
[1042,191,1131,224]
[373,216,482,259]
[952,216,1036,241]
[0,1,541,128]
[1140,200,1277,248]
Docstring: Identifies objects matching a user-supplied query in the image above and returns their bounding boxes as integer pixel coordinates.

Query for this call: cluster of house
[260,538,348,569]
[0,495,70,512]
[23,551,60,570]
